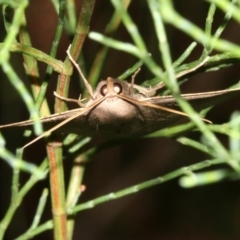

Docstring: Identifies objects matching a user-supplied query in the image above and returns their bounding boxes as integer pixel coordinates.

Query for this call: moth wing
[149,88,240,111]
[0,108,85,130]
[128,87,240,136]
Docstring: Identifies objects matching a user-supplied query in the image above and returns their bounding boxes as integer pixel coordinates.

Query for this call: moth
[0,47,240,149]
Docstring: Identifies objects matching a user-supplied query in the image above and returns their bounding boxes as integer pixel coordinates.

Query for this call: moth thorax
[92,98,137,122]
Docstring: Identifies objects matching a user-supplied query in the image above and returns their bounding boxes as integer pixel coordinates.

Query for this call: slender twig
[17,157,225,239]
[47,142,67,240]
[48,2,96,239]
[66,155,86,239]
[0,159,48,240]
[54,0,96,113]
[0,43,65,72]
[160,0,240,57]
[36,0,67,111]
[0,2,42,135]
[88,0,131,87]
[18,14,50,117]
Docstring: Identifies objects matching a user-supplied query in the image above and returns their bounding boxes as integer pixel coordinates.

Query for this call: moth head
[95,77,130,98]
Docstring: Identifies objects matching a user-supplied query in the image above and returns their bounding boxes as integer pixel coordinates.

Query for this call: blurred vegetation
[0,0,240,239]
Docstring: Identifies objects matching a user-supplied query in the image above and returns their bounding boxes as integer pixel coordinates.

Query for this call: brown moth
[0,47,240,148]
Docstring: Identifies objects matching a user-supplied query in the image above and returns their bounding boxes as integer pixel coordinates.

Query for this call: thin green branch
[110,0,166,81]
[177,137,211,154]
[117,60,143,80]
[152,0,240,173]
[160,0,240,57]
[205,3,216,51]
[15,189,49,240]
[16,220,53,240]
[88,32,140,56]
[18,13,51,117]
[205,0,236,53]
[47,142,67,240]
[88,0,131,86]
[0,2,42,135]
[0,133,45,176]
[70,159,224,213]
[206,0,240,23]
[29,189,49,230]
[66,155,86,239]
[0,159,48,240]
[54,0,96,113]
[66,0,77,33]
[110,0,146,51]
[36,0,67,111]
[15,157,225,239]
[179,169,233,188]
[148,0,177,93]
[173,42,197,67]
[0,43,65,73]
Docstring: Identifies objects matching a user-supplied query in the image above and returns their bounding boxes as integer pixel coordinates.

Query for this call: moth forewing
[117,94,211,123]
[0,108,84,129]
[21,96,107,149]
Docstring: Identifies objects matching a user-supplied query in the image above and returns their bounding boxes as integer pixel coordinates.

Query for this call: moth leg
[54,91,86,107]
[66,45,95,99]
[129,68,141,94]
[133,84,157,97]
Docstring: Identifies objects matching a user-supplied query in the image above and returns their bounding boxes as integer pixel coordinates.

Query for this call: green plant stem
[0,43,65,73]
[47,142,67,240]
[148,0,240,172]
[178,137,210,154]
[0,1,28,54]
[49,3,96,237]
[206,0,240,23]
[16,221,53,240]
[14,189,49,239]
[18,14,51,117]
[205,0,235,53]
[0,159,48,240]
[88,0,131,87]
[160,0,240,57]
[15,157,224,239]
[66,155,86,239]
[36,0,66,111]
[205,2,216,51]
[0,2,42,135]
[117,60,143,80]
[55,0,96,113]
[109,0,169,87]
[15,188,48,240]
[148,0,176,91]
[66,0,77,33]
[0,138,44,176]
[173,42,197,67]
[31,189,49,229]
[71,159,223,213]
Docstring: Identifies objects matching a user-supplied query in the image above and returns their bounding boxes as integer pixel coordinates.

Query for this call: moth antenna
[21,97,106,149]
[54,91,86,107]
[130,68,141,94]
[66,45,94,99]
[118,94,211,124]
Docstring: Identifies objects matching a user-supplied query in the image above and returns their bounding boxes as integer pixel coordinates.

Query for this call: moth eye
[100,85,108,96]
[113,83,122,94]
[100,83,122,96]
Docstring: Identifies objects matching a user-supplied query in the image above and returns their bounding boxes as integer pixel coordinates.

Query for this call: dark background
[1,1,240,239]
